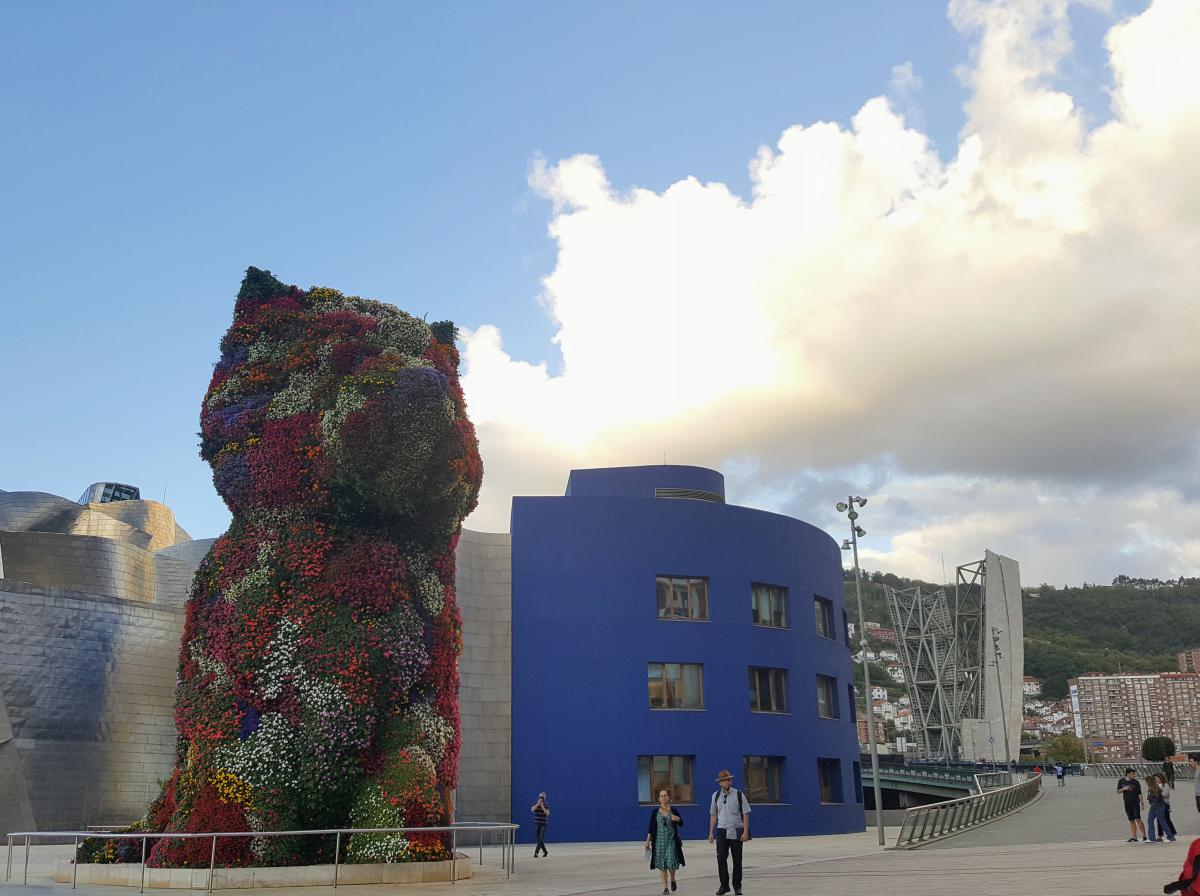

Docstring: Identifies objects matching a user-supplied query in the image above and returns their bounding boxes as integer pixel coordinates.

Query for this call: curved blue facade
[511,465,864,843]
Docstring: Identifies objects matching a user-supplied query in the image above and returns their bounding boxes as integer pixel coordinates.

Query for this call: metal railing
[1090,762,1194,779]
[972,771,1013,792]
[6,822,518,892]
[864,766,982,784]
[894,773,1042,848]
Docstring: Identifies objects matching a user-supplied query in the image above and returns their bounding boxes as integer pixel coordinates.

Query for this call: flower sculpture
[137,267,481,868]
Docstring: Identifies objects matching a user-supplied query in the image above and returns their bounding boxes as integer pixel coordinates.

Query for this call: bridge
[861,763,1009,804]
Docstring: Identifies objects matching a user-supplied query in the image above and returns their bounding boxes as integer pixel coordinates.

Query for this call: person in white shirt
[707,769,751,896]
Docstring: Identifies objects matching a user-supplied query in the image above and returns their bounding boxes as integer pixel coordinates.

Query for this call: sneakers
[1127,837,1138,842]
[716,889,730,895]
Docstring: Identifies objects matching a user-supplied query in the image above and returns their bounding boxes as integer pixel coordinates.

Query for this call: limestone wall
[454,529,512,824]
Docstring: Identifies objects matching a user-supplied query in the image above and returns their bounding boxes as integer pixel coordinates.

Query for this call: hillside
[842,571,1200,700]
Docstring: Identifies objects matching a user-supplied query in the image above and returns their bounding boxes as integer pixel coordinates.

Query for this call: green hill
[843,571,1200,700]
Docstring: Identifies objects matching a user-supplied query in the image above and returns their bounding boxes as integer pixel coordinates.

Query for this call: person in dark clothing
[645,789,685,895]
[1165,759,1178,788]
[531,792,550,857]
[1118,768,1147,842]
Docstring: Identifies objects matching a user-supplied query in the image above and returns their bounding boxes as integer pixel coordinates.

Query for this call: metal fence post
[333,831,341,890]
[24,835,30,885]
[451,826,456,884]
[139,837,147,893]
[72,835,79,889]
[7,834,13,882]
[208,835,217,892]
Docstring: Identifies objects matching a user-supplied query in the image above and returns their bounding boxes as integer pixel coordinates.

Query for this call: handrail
[972,771,1013,793]
[894,773,1042,848]
[6,822,519,893]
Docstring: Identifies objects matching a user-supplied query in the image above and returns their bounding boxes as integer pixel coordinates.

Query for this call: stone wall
[454,530,512,825]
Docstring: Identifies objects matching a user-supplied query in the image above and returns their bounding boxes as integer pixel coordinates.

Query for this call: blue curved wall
[511,465,864,842]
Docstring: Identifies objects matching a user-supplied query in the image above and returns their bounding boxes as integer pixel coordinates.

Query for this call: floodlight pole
[992,627,1011,768]
[841,496,885,846]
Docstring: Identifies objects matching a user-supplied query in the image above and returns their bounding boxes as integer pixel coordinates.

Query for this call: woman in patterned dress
[645,788,685,894]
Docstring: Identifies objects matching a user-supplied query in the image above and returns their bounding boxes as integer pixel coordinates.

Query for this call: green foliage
[1023,580,1200,697]
[1142,736,1177,761]
[1043,733,1085,763]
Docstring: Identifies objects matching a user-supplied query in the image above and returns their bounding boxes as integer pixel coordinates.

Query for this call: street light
[839,495,884,846]
[991,627,1012,770]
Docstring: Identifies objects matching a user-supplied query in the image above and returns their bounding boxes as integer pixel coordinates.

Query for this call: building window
[852,761,863,803]
[657,576,709,621]
[817,758,843,804]
[648,662,705,709]
[847,682,857,723]
[743,756,784,803]
[638,755,695,804]
[816,674,839,719]
[749,667,788,713]
[814,596,834,639]
[843,609,850,645]
[751,583,788,628]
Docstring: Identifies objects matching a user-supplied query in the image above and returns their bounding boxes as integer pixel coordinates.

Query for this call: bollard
[332,831,341,890]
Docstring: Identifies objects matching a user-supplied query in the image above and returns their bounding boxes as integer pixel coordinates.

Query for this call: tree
[1043,733,1085,763]
[1142,736,1177,762]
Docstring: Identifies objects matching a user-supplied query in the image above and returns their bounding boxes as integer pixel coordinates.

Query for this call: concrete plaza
[4,778,1194,896]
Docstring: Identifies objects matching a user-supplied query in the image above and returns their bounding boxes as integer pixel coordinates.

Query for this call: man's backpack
[713,788,751,840]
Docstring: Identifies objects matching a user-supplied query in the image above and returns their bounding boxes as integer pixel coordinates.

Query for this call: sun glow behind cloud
[460,0,1200,585]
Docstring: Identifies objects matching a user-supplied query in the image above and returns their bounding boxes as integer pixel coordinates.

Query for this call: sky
[3,0,1196,587]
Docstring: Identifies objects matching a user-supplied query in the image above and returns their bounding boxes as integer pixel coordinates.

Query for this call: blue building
[510,465,864,843]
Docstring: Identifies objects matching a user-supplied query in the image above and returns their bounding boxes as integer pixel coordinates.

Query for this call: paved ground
[5,778,1197,896]
[929,773,1200,847]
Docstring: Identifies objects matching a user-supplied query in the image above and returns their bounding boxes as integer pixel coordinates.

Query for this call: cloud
[460,0,1200,586]
[888,61,925,130]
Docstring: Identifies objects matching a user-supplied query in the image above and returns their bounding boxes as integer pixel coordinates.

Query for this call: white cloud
[460,0,1200,586]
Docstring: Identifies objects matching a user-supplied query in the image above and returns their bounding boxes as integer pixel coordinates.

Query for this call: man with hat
[707,769,751,895]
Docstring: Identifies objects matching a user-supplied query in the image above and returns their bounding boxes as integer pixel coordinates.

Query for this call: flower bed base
[54,857,473,888]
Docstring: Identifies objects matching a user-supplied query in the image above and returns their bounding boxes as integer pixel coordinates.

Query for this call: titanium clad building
[510,465,864,843]
[0,485,214,833]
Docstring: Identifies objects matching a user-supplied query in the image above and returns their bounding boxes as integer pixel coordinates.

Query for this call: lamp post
[991,626,1012,769]
[838,495,884,846]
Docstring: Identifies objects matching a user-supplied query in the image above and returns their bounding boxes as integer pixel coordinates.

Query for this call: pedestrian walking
[1164,757,1177,788]
[1148,775,1175,842]
[531,791,550,857]
[645,789,685,895]
[1158,773,1179,839]
[1190,755,1200,813]
[1054,763,1065,786]
[707,770,751,896]
[1118,767,1147,842]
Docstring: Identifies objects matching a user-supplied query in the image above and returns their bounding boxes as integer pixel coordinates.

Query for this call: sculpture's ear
[234,266,290,317]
